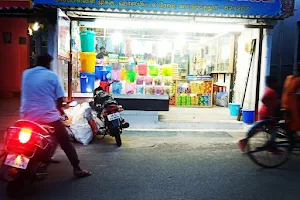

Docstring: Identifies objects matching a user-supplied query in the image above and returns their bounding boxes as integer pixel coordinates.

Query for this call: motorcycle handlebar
[103,80,120,91]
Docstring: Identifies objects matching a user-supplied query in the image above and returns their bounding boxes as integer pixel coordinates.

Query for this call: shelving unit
[174,79,213,108]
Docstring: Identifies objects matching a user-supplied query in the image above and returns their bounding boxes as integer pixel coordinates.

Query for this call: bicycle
[245,114,300,168]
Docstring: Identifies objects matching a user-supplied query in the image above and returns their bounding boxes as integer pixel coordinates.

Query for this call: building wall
[0,17,30,97]
[234,28,259,109]
[234,28,272,110]
[0,0,30,7]
[0,1,30,97]
[270,2,300,95]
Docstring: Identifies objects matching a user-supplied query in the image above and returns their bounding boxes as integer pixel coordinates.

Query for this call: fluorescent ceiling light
[94,19,244,34]
[130,14,194,21]
[76,12,131,18]
[194,17,250,24]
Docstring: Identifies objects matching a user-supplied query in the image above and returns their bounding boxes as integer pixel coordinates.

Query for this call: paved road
[1,131,300,200]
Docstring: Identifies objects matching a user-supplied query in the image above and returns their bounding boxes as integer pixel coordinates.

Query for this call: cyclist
[281,63,300,134]
[238,76,280,152]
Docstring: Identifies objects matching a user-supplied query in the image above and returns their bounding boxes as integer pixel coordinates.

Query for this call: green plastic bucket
[80,30,96,52]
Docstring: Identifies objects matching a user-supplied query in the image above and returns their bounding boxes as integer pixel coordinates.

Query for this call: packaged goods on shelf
[118,56,128,63]
[108,54,119,63]
[174,78,213,107]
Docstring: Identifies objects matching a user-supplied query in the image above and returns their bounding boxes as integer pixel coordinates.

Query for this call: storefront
[33,0,294,112]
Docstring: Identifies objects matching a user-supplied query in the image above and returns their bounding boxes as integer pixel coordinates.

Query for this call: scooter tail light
[18,128,32,144]
[103,105,118,116]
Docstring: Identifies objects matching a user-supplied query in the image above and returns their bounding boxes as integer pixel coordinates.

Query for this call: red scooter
[0,101,77,197]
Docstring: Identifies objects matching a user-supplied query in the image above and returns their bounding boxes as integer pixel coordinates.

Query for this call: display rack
[174,78,213,108]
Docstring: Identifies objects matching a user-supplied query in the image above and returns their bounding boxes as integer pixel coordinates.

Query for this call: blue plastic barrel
[95,66,103,79]
[95,66,112,81]
[229,103,240,117]
[242,110,255,124]
[80,72,95,93]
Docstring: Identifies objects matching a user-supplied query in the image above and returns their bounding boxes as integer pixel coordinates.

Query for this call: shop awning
[36,4,288,20]
[0,6,40,16]
[0,6,33,12]
[32,0,295,20]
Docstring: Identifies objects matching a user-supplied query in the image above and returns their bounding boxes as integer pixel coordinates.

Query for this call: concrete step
[120,110,244,130]
[125,117,244,131]
[127,121,244,130]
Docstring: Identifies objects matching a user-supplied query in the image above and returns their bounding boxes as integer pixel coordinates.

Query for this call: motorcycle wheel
[111,128,122,147]
[6,177,25,197]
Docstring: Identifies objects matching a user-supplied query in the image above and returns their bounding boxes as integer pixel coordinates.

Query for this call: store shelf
[211,71,233,74]
[177,93,211,95]
[174,79,213,108]
[113,94,169,100]
[67,93,169,100]
[173,106,213,108]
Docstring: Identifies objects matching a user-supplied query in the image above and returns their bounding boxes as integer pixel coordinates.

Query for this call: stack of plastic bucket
[80,30,96,93]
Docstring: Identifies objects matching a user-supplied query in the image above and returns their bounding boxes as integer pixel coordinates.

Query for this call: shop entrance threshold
[159,107,238,122]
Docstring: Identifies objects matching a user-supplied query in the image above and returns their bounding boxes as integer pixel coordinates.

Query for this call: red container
[100,81,110,93]
[138,64,148,76]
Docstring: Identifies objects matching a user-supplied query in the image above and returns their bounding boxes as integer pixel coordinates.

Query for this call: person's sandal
[238,139,247,153]
[74,169,92,178]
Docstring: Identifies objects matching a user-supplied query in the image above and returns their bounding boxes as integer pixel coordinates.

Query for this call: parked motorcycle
[0,102,77,197]
[90,81,129,147]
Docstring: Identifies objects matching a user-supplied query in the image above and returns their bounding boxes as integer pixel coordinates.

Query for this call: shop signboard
[57,8,70,61]
[35,0,294,17]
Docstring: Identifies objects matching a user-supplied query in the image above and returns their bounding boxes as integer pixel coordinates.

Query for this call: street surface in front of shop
[1,99,300,199]
[1,130,300,200]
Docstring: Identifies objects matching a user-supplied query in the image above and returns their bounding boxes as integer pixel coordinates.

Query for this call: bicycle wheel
[246,124,291,168]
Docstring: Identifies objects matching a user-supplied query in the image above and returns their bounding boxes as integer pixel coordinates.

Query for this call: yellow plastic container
[162,64,173,76]
[80,52,96,72]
